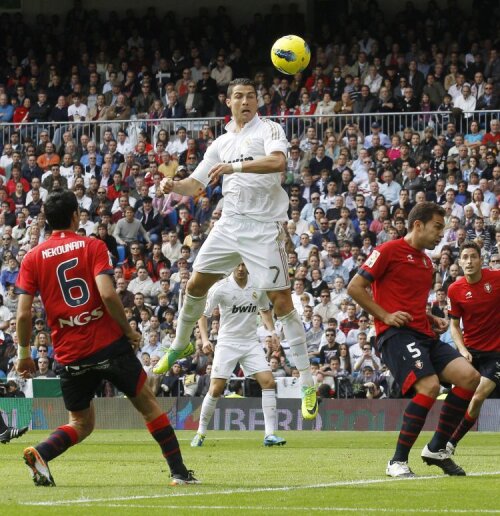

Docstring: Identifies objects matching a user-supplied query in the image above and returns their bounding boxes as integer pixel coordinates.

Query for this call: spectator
[114,206,152,249]
[34,357,57,378]
[210,55,233,90]
[159,362,184,397]
[352,342,381,373]
[37,143,60,172]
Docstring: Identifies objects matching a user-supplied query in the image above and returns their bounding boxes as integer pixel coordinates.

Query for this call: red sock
[147,414,187,477]
[428,387,475,452]
[36,425,79,462]
[393,393,435,462]
[449,410,477,447]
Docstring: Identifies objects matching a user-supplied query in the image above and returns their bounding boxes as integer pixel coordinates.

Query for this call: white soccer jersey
[204,274,271,343]
[190,115,289,222]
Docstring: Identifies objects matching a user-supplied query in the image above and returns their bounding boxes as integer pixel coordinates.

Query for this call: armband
[18,345,30,360]
[232,161,243,173]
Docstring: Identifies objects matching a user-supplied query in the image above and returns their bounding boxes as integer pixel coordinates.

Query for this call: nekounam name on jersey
[41,240,85,259]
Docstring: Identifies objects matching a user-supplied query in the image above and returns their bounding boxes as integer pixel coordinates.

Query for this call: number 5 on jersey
[406,342,421,358]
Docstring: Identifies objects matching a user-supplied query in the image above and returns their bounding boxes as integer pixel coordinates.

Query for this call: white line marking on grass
[51,505,500,513]
[177,436,251,441]
[21,471,500,507]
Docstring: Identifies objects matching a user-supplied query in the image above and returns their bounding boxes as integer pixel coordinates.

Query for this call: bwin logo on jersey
[231,304,257,314]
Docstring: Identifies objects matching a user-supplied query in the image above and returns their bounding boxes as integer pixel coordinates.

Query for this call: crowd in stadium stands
[0,1,499,399]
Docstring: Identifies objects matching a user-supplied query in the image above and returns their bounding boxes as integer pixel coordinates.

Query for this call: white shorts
[211,340,271,380]
[193,216,290,291]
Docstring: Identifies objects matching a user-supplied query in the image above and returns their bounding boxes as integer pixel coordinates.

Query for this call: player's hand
[160,178,174,194]
[125,330,142,352]
[383,311,413,328]
[17,357,36,379]
[208,162,234,185]
[459,348,472,362]
[432,316,449,334]
[202,339,214,354]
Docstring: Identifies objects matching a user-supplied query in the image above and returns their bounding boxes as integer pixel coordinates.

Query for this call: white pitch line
[21,470,500,507]
[51,505,500,514]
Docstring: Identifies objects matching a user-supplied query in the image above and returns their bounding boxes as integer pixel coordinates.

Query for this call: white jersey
[204,274,270,343]
[191,115,289,222]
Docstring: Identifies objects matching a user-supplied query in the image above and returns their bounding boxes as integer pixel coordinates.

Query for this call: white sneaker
[421,444,465,476]
[23,447,56,486]
[190,433,205,447]
[446,442,456,455]
[386,460,416,477]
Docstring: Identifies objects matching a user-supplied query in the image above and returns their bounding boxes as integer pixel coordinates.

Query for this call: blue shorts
[379,328,462,396]
[470,350,500,387]
[59,337,146,412]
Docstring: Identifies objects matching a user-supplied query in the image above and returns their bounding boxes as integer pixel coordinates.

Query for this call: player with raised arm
[347,202,480,477]
[191,263,286,448]
[153,78,317,419]
[15,190,197,487]
[446,241,500,454]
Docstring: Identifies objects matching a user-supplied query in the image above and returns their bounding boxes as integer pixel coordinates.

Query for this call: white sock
[198,393,218,435]
[262,389,277,437]
[171,293,207,351]
[278,309,314,387]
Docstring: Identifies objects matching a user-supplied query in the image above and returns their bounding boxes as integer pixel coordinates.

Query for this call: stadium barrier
[1,397,498,432]
[1,110,498,148]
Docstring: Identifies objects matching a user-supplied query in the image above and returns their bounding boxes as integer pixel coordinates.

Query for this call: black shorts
[59,338,147,412]
[471,351,500,387]
[379,328,462,396]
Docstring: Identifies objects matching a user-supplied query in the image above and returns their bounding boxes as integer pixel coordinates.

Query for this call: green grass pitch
[1,430,499,515]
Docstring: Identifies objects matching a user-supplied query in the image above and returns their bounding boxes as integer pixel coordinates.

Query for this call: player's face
[459,248,482,277]
[420,214,445,249]
[227,85,258,125]
[234,263,248,280]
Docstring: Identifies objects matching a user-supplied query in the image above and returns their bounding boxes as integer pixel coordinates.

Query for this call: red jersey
[359,238,434,337]
[16,231,123,365]
[447,269,500,353]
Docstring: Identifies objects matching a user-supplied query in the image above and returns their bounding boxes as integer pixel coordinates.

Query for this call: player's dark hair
[44,190,78,230]
[459,240,481,258]
[227,78,257,97]
[407,202,445,230]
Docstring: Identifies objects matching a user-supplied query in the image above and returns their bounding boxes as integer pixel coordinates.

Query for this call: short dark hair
[44,190,78,230]
[459,240,481,258]
[227,78,257,97]
[408,202,445,230]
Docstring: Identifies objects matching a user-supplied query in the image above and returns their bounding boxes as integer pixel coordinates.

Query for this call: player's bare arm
[208,151,286,184]
[15,293,36,378]
[260,308,280,349]
[347,274,413,328]
[428,313,449,334]
[197,315,213,353]
[449,317,472,362]
[161,176,204,197]
[95,274,141,351]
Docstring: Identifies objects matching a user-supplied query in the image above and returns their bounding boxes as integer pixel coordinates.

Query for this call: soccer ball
[271,35,311,75]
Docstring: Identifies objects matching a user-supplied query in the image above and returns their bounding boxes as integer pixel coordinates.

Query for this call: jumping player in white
[191,263,286,447]
[154,78,317,419]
